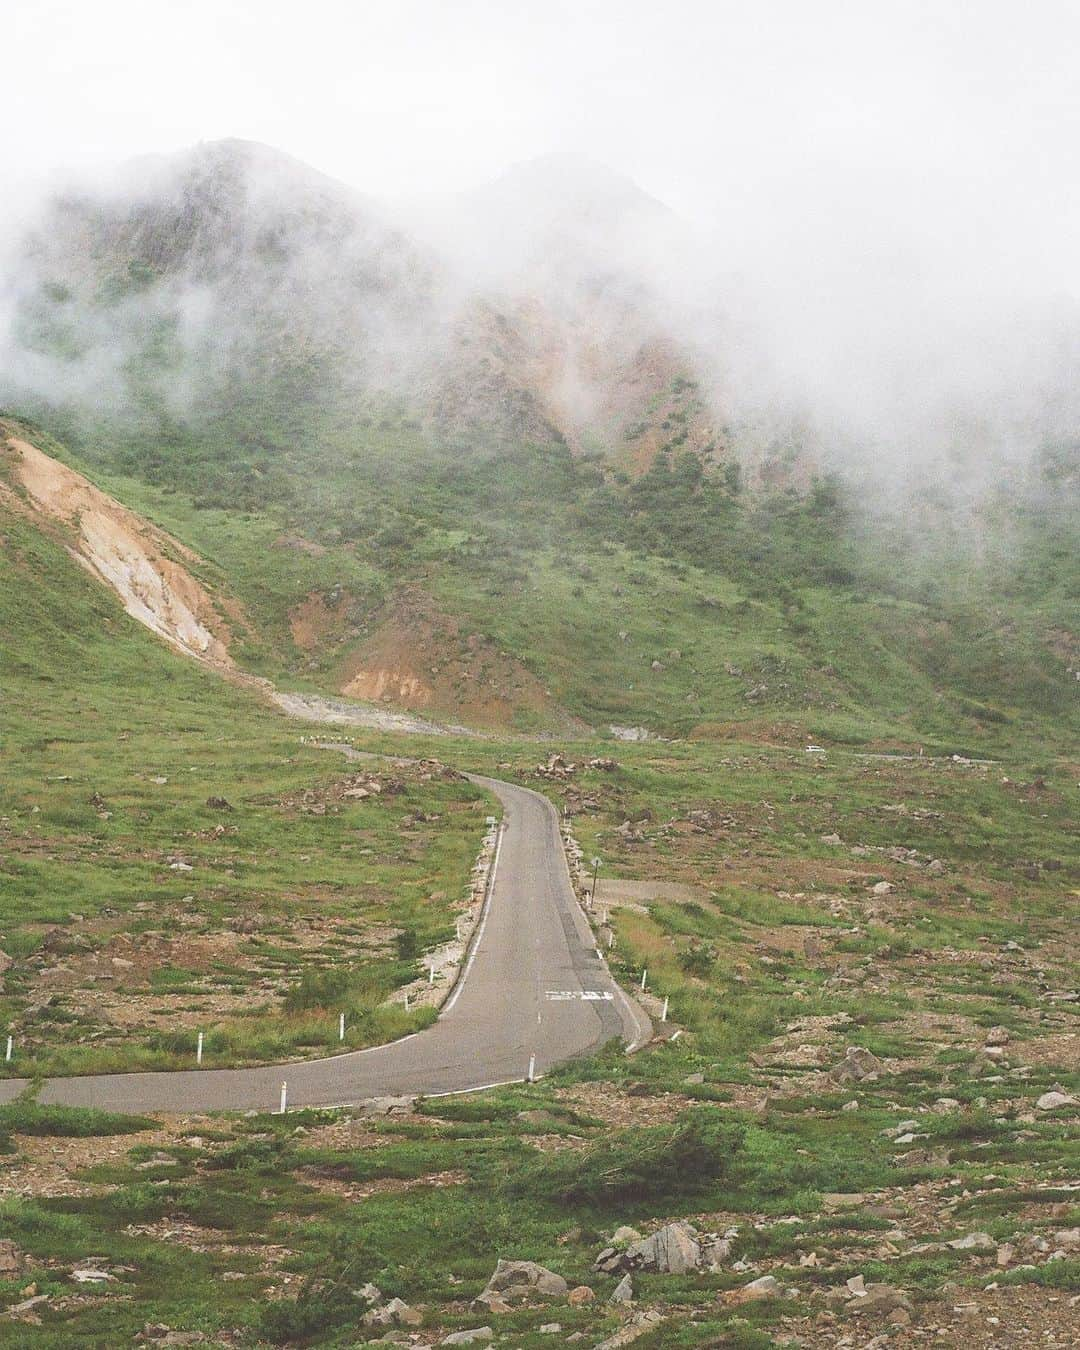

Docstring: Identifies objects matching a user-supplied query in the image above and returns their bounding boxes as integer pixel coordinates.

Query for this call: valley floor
[1,726,1076,1348]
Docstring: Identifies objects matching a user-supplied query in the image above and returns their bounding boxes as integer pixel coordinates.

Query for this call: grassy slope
[14,410,1077,754]
[0,417,1075,1344]
[0,503,489,1075]
[0,728,1074,1345]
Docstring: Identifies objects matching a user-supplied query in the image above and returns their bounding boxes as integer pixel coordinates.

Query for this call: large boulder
[625,1221,701,1274]
[478,1259,567,1307]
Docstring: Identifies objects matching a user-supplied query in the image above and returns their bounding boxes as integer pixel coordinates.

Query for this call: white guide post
[196,1031,204,1065]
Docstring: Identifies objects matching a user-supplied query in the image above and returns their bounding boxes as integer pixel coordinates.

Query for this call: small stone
[740,1274,783,1300]
[440,1331,494,1347]
[610,1274,633,1304]
[842,1100,859,1112]
[361,1297,422,1328]
[567,1286,595,1306]
[823,1193,868,1211]
[1036,1091,1076,1111]
[947,1232,994,1251]
[539,1324,561,1335]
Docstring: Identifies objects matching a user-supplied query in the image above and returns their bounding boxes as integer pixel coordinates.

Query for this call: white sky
[6,0,1080,459]
[6,0,1080,236]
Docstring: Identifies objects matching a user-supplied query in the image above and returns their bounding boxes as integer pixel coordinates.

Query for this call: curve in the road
[0,776,650,1113]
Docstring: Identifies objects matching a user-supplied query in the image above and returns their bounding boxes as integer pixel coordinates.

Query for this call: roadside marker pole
[640,969,648,991]
[279,1082,288,1114]
[608,930,615,949]
[595,946,603,960]
[338,1012,345,1041]
[196,1032,204,1065]
[527,1054,536,1083]
[4,1036,11,1063]
[428,965,434,985]
[661,997,669,1022]
[404,992,410,1011]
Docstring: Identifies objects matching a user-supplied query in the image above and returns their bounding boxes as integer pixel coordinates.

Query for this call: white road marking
[545,990,614,1001]
[442,821,504,1014]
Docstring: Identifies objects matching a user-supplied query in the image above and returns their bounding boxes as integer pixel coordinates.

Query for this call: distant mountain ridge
[1,138,721,469]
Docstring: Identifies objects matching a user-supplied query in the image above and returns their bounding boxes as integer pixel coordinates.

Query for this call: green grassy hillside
[8,410,1076,753]
[0,490,489,1076]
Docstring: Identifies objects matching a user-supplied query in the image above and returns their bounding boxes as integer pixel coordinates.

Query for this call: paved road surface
[0,777,650,1112]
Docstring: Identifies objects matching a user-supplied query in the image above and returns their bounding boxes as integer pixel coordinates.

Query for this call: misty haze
[0,4,1076,1348]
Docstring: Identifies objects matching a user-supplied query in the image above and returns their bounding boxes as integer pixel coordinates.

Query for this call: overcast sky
[6,0,1080,470]
[6,0,1080,241]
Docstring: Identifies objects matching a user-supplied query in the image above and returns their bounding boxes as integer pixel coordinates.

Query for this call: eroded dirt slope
[338,588,588,733]
[1,430,240,668]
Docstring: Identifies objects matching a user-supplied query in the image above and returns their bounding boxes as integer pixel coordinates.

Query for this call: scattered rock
[948,1232,994,1251]
[361,1297,422,1328]
[822,1193,868,1211]
[359,1095,416,1117]
[567,1285,595,1306]
[870,881,894,896]
[6,1293,49,1320]
[610,1274,634,1304]
[1036,1090,1076,1111]
[0,1241,22,1275]
[844,1284,914,1316]
[828,1046,883,1083]
[205,797,233,811]
[478,1259,567,1306]
[623,1220,701,1274]
[440,1330,493,1346]
[730,1274,783,1302]
[594,1311,663,1350]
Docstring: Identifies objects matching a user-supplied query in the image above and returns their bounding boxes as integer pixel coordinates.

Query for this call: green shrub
[283,967,352,1012]
[0,1101,156,1137]
[501,1108,745,1209]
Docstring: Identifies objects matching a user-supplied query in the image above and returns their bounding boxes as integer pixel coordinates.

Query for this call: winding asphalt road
[0,777,650,1113]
